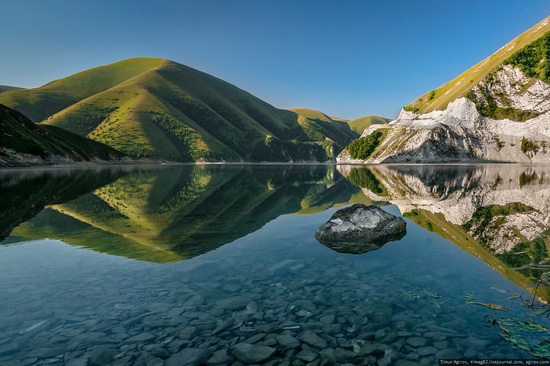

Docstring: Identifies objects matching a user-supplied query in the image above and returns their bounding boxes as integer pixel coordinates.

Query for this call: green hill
[0,104,126,166]
[347,115,391,134]
[406,15,550,113]
[0,58,357,162]
[290,109,391,135]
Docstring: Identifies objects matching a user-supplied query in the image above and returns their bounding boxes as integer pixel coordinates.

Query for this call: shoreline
[2,160,550,172]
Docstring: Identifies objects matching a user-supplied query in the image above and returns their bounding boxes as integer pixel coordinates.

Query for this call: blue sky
[1,1,549,119]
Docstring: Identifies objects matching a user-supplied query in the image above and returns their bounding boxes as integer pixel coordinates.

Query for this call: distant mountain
[0,104,126,167]
[0,85,22,93]
[291,108,391,136]
[0,58,357,162]
[346,115,391,134]
[338,16,550,164]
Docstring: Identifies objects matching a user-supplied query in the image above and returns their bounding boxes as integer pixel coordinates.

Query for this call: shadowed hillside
[0,104,126,166]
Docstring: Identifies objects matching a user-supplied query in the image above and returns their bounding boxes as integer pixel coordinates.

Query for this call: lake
[0,164,549,365]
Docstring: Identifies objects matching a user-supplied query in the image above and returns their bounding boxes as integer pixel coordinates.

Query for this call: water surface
[0,164,549,365]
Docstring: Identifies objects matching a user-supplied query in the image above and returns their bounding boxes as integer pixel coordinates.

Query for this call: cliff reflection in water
[2,165,365,262]
[339,164,550,298]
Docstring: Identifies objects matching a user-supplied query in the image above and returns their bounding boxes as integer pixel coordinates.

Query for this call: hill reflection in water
[339,164,550,299]
[2,165,366,262]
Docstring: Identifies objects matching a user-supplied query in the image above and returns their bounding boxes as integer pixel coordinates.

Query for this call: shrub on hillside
[347,130,384,160]
[521,137,537,154]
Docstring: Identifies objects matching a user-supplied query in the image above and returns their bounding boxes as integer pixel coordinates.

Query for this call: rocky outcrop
[315,204,406,253]
[338,66,550,164]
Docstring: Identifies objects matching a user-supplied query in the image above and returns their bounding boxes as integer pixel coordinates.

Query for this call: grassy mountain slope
[0,85,22,93]
[406,16,550,113]
[347,115,391,134]
[0,58,357,162]
[0,58,165,121]
[0,104,126,166]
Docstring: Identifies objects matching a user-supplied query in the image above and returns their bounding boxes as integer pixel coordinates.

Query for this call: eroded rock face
[337,65,550,164]
[315,204,406,253]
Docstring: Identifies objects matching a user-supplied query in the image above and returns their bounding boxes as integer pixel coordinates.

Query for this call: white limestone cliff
[338,65,550,164]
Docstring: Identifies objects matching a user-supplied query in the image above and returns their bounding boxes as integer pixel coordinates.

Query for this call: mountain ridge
[0,58,357,163]
[406,16,550,114]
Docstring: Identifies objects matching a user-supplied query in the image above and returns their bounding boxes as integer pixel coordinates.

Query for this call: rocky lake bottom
[0,205,540,365]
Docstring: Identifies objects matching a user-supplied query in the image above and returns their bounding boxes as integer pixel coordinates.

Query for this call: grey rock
[406,337,427,347]
[294,300,316,311]
[378,350,395,366]
[392,360,420,366]
[418,346,438,356]
[88,348,118,366]
[375,329,386,339]
[212,318,235,334]
[215,296,250,310]
[436,348,462,359]
[222,283,241,292]
[123,332,156,344]
[179,327,198,340]
[245,333,266,344]
[315,204,406,254]
[165,348,211,366]
[232,343,276,364]
[296,310,312,317]
[151,347,171,359]
[299,330,327,349]
[334,348,358,362]
[146,357,164,366]
[319,348,336,361]
[133,352,160,366]
[261,337,278,346]
[66,359,89,366]
[320,315,335,325]
[206,349,231,365]
[323,323,342,335]
[184,295,204,306]
[245,301,258,315]
[276,334,300,349]
[167,307,184,319]
[26,348,64,359]
[361,343,389,355]
[296,348,318,362]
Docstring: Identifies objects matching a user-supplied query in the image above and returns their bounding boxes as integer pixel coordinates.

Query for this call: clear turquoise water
[0,165,546,365]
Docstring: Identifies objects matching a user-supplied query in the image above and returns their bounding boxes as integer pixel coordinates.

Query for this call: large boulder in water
[315,204,406,254]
